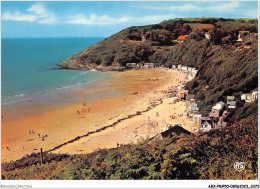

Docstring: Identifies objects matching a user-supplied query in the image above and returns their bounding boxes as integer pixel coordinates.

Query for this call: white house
[198,118,213,132]
[193,114,202,125]
[227,96,235,105]
[143,63,155,69]
[190,103,199,112]
[181,66,188,71]
[252,91,258,101]
[205,33,211,40]
[126,63,137,68]
[241,92,258,103]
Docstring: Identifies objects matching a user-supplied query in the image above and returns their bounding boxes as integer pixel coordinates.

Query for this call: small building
[181,66,188,71]
[210,101,225,118]
[227,96,235,105]
[126,63,137,68]
[143,63,155,69]
[241,91,258,103]
[177,35,188,42]
[177,65,182,69]
[191,68,198,75]
[217,117,227,128]
[237,31,250,42]
[172,65,176,69]
[205,33,211,40]
[179,92,186,100]
[228,101,236,109]
[190,103,199,112]
[198,118,213,132]
[241,93,252,103]
[193,114,202,125]
[136,63,142,68]
[218,101,225,108]
[252,91,258,101]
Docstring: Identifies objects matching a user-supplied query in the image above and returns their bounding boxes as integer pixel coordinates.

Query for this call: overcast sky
[1,1,258,38]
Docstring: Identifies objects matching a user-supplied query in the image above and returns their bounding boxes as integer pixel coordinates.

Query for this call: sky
[1,1,258,38]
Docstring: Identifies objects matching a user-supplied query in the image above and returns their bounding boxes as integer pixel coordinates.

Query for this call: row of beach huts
[126,63,155,69]
[125,63,198,77]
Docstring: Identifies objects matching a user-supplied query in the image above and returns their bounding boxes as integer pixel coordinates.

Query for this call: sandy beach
[1,68,193,163]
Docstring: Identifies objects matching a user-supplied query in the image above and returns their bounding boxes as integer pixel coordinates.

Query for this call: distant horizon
[1,1,258,38]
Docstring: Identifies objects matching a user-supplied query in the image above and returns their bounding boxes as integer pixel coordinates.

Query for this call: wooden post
[40,148,44,165]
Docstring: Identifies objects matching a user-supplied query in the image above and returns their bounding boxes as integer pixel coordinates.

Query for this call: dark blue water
[1,37,107,105]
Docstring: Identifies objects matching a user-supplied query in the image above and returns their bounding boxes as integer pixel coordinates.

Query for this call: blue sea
[1,37,119,120]
[1,37,109,104]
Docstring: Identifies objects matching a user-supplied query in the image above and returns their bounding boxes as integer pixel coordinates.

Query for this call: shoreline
[1,68,193,163]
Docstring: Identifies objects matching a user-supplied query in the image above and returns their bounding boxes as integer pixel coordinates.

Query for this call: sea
[1,37,117,120]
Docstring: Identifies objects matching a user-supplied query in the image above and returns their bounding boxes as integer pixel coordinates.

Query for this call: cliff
[58,17,258,122]
[58,18,257,70]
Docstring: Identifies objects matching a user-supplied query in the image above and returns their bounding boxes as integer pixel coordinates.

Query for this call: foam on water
[1,37,106,105]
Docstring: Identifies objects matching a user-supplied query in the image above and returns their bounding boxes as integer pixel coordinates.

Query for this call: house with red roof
[177,35,188,42]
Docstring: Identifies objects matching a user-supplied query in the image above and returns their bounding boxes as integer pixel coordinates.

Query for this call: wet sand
[1,68,192,163]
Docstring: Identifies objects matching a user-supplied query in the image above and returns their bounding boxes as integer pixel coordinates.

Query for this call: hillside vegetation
[2,113,257,180]
[1,18,257,180]
[58,18,257,70]
[59,17,258,121]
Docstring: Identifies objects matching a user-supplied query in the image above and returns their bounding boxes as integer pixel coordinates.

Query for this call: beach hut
[205,33,211,40]
[227,96,235,105]
[252,91,258,101]
[126,63,137,68]
[190,103,199,112]
[241,93,252,103]
[143,63,155,69]
[193,114,202,125]
[179,92,186,100]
